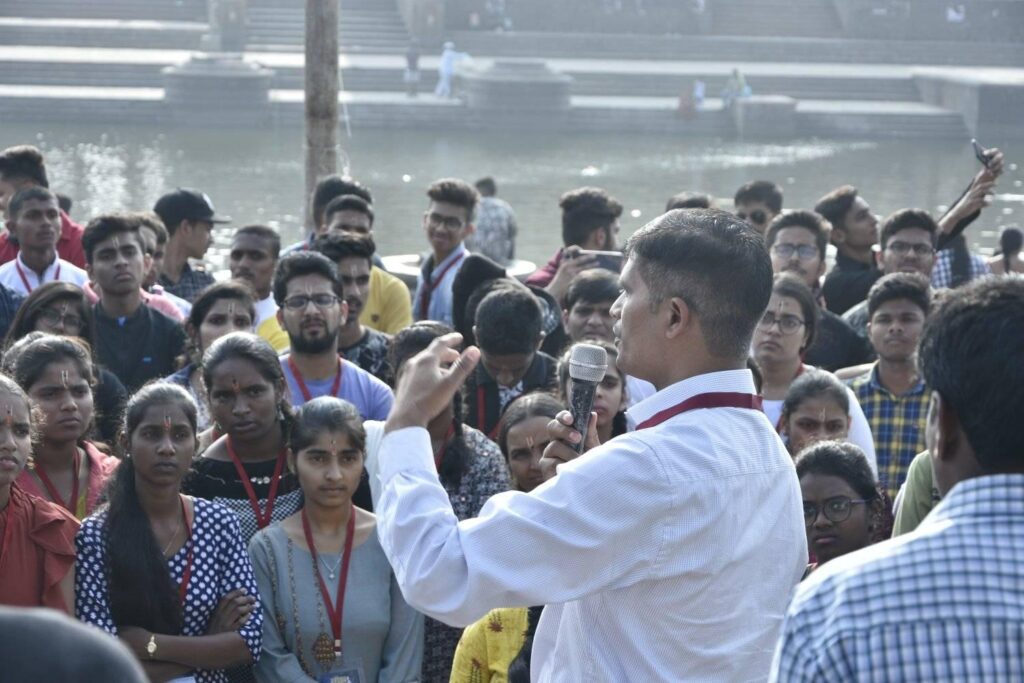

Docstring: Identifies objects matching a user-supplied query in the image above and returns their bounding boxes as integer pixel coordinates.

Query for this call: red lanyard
[433,423,456,470]
[15,259,60,293]
[288,355,343,403]
[178,495,195,606]
[476,386,500,439]
[226,438,286,530]
[418,252,465,319]
[302,504,355,658]
[34,448,82,515]
[636,392,763,430]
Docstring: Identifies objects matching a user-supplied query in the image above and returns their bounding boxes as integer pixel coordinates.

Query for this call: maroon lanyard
[302,505,356,658]
[15,260,60,293]
[34,448,81,515]
[288,355,342,403]
[636,392,763,430]
[418,252,464,319]
[226,438,286,530]
[433,423,455,470]
[178,495,195,606]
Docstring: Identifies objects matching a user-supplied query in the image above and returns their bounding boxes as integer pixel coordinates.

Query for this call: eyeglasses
[283,293,339,310]
[737,209,768,225]
[803,496,869,526]
[758,311,805,335]
[886,241,935,257]
[771,243,819,261]
[425,211,465,232]
[38,308,84,332]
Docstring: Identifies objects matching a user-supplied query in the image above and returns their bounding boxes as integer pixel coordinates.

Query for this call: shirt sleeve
[377,566,425,683]
[891,450,936,536]
[216,510,263,662]
[376,427,671,627]
[367,378,395,422]
[380,275,413,335]
[845,388,878,476]
[74,519,118,635]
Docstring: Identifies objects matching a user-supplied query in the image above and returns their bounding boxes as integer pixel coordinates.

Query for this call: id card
[167,677,197,683]
[318,656,365,683]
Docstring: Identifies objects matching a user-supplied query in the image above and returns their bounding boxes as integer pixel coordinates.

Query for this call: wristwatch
[146,634,158,659]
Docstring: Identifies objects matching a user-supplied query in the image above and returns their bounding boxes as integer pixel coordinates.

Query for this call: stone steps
[710,0,841,38]
[0,18,206,50]
[0,0,206,21]
[246,3,410,53]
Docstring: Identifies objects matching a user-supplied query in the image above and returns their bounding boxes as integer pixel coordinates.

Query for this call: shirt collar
[428,243,467,276]
[626,369,757,426]
[15,251,59,278]
[925,474,1024,526]
[867,362,927,396]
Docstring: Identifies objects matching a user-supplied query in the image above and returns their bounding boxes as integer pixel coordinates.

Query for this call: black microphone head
[568,343,608,384]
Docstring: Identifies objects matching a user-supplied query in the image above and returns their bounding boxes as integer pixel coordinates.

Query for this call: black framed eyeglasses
[804,496,869,526]
[771,243,819,261]
[283,294,339,310]
[38,308,84,332]
[737,209,768,225]
[758,311,805,335]
[886,241,935,257]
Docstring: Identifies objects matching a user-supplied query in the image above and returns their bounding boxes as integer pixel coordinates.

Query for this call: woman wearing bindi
[0,374,78,614]
[249,396,423,682]
[9,334,119,520]
[75,383,263,682]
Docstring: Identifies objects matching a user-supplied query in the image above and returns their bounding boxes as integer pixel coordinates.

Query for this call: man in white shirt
[0,187,87,295]
[376,209,807,681]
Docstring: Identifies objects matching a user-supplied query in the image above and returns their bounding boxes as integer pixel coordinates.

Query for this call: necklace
[160,509,183,557]
[318,553,343,580]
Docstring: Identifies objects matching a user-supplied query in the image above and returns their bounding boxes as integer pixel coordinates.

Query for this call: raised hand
[385,333,480,433]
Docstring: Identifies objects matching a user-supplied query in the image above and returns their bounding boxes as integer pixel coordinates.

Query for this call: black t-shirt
[340,327,392,383]
[804,309,874,372]
[92,303,186,393]
[822,252,881,315]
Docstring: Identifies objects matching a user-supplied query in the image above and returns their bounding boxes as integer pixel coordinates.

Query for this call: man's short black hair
[313,232,376,267]
[666,192,713,212]
[55,192,72,214]
[323,194,374,227]
[134,212,168,250]
[271,251,343,306]
[625,209,773,361]
[475,176,497,197]
[918,277,1024,472]
[234,224,281,259]
[563,268,620,312]
[0,145,48,188]
[81,213,143,265]
[8,187,55,222]
[814,185,858,232]
[867,272,931,318]
[475,287,543,355]
[312,175,373,226]
[734,180,783,213]
[765,210,830,260]
[880,208,938,249]
[427,178,479,221]
[560,187,623,247]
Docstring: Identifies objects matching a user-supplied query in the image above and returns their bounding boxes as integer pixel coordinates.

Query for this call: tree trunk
[304,0,339,231]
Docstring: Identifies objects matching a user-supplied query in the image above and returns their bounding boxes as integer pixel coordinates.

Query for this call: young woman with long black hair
[75,383,262,682]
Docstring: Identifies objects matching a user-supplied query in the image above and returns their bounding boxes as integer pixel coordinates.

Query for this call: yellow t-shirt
[360,266,412,335]
[450,607,529,683]
[257,315,290,353]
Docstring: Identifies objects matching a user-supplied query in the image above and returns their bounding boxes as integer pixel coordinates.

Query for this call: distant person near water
[435,42,471,99]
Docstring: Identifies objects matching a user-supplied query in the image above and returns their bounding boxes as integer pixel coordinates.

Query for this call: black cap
[153,188,231,228]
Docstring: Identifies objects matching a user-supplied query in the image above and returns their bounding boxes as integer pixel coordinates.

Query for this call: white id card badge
[318,656,365,683]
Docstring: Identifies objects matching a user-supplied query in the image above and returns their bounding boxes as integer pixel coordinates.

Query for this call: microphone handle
[568,380,598,454]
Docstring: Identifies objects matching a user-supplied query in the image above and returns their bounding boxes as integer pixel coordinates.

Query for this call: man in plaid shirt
[849,272,931,499]
[153,188,227,302]
[772,276,1024,681]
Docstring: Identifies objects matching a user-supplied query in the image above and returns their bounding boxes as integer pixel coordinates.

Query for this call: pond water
[2,123,1020,272]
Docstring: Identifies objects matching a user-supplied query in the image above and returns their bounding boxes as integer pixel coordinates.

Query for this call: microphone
[567,343,608,453]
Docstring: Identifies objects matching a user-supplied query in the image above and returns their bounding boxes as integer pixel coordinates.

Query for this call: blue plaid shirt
[931,248,990,289]
[770,474,1024,682]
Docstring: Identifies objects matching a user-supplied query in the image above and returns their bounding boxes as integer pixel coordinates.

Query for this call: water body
[2,123,1019,271]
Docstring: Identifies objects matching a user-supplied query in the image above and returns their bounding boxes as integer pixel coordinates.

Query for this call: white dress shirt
[376,369,807,682]
[0,252,87,296]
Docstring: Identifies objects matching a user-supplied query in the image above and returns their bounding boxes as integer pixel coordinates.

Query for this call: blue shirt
[413,243,467,326]
[280,355,393,420]
[771,473,1024,682]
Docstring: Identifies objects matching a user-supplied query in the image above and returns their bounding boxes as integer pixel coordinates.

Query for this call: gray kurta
[249,523,423,683]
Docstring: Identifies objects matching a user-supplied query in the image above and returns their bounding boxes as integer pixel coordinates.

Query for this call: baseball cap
[153,188,231,228]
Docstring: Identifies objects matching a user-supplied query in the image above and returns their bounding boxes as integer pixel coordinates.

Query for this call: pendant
[313,632,336,667]
[328,571,335,580]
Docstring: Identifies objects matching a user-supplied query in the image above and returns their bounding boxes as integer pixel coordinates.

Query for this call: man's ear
[664,297,691,340]
[276,308,285,327]
[536,333,546,352]
[874,249,884,269]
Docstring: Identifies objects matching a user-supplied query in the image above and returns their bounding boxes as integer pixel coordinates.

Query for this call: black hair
[794,440,879,501]
[323,194,375,227]
[427,178,479,221]
[185,282,257,365]
[459,278,517,349]
[81,213,144,265]
[771,273,820,352]
[496,392,564,462]
[626,209,772,360]
[813,185,858,232]
[918,277,1024,473]
[313,232,376,266]
[271,251,343,307]
[106,382,198,634]
[781,369,850,423]
[474,176,497,197]
[734,180,783,213]
[201,331,293,433]
[55,192,72,215]
[388,322,473,488]
[563,268,620,312]
[234,224,281,260]
[866,272,930,318]
[135,212,169,249]
[312,175,373,227]
[8,186,56,222]
[288,396,365,457]
[666,191,713,211]
[475,287,543,355]
[879,209,938,250]
[3,282,98,354]
[765,210,829,260]
[507,605,544,683]
[999,227,1023,274]
[560,187,623,248]
[947,233,974,288]
[0,145,48,187]
[556,340,628,438]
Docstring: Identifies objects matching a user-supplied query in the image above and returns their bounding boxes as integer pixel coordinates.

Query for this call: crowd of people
[0,138,1021,683]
